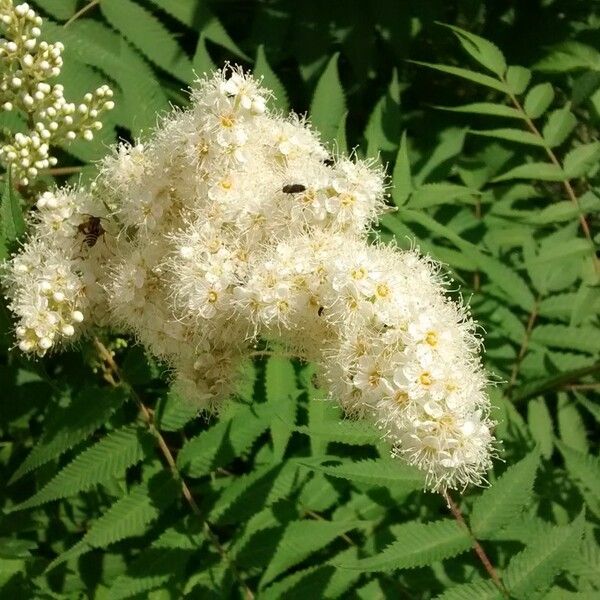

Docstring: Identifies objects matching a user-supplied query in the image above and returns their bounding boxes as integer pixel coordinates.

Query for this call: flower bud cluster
[0,1,114,184]
[2,67,494,490]
[3,188,114,355]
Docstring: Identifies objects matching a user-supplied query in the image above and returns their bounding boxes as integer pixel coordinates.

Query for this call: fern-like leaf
[261,519,365,587]
[47,471,179,571]
[10,427,150,512]
[470,449,539,539]
[504,511,585,599]
[10,386,126,484]
[100,0,193,83]
[339,519,471,572]
[300,456,425,490]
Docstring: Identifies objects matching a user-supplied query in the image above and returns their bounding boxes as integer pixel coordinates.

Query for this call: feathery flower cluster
[2,67,494,491]
[0,0,114,184]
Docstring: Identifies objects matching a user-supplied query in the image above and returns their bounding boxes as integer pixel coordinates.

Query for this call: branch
[506,91,599,274]
[443,490,509,598]
[506,295,541,398]
[93,338,255,600]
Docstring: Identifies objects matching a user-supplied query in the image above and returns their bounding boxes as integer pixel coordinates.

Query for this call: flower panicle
[3,66,495,492]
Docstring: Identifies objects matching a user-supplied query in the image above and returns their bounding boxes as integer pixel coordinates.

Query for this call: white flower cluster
[0,0,114,184]
[2,67,494,491]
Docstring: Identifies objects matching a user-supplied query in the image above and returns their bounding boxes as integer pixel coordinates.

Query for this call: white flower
[3,66,494,492]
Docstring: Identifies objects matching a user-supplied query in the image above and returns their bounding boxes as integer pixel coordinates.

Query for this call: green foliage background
[1,0,600,598]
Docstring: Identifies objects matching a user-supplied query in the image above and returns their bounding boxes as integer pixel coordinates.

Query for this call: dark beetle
[282,183,306,194]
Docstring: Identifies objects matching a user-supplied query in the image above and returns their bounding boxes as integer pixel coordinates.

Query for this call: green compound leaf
[339,519,471,572]
[10,386,127,484]
[504,511,585,599]
[101,0,194,83]
[310,53,346,144]
[11,427,151,512]
[441,24,507,77]
[471,450,540,539]
[261,519,365,587]
[523,83,555,118]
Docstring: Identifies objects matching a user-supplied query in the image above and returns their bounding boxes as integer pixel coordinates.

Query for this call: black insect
[323,157,334,167]
[317,305,325,317]
[282,183,306,194]
[78,215,106,248]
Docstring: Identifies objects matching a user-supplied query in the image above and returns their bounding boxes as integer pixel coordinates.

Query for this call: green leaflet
[339,519,471,572]
[260,519,365,586]
[469,128,545,146]
[209,462,297,525]
[105,523,203,600]
[557,394,589,453]
[534,42,600,73]
[309,53,346,144]
[563,142,600,177]
[504,512,585,599]
[434,579,502,599]
[531,325,600,354]
[434,102,522,119]
[265,357,299,461]
[255,45,289,112]
[543,106,577,147]
[177,402,271,476]
[441,24,507,77]
[0,167,25,257]
[10,385,127,483]
[364,69,402,156]
[493,162,565,182]
[10,427,151,512]
[100,0,194,83]
[407,183,479,209]
[299,456,425,490]
[505,65,531,95]
[470,450,540,539]
[154,390,198,432]
[293,421,379,446]
[47,471,179,571]
[410,61,509,93]
[524,83,555,118]
[391,131,412,206]
[30,0,77,20]
[557,443,600,515]
[527,398,554,459]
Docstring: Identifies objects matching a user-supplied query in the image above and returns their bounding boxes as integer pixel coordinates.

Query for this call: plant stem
[507,91,598,273]
[93,338,255,600]
[64,0,101,28]
[443,490,509,598]
[506,295,540,398]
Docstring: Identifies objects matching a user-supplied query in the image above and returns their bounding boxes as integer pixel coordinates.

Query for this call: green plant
[1,2,599,599]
